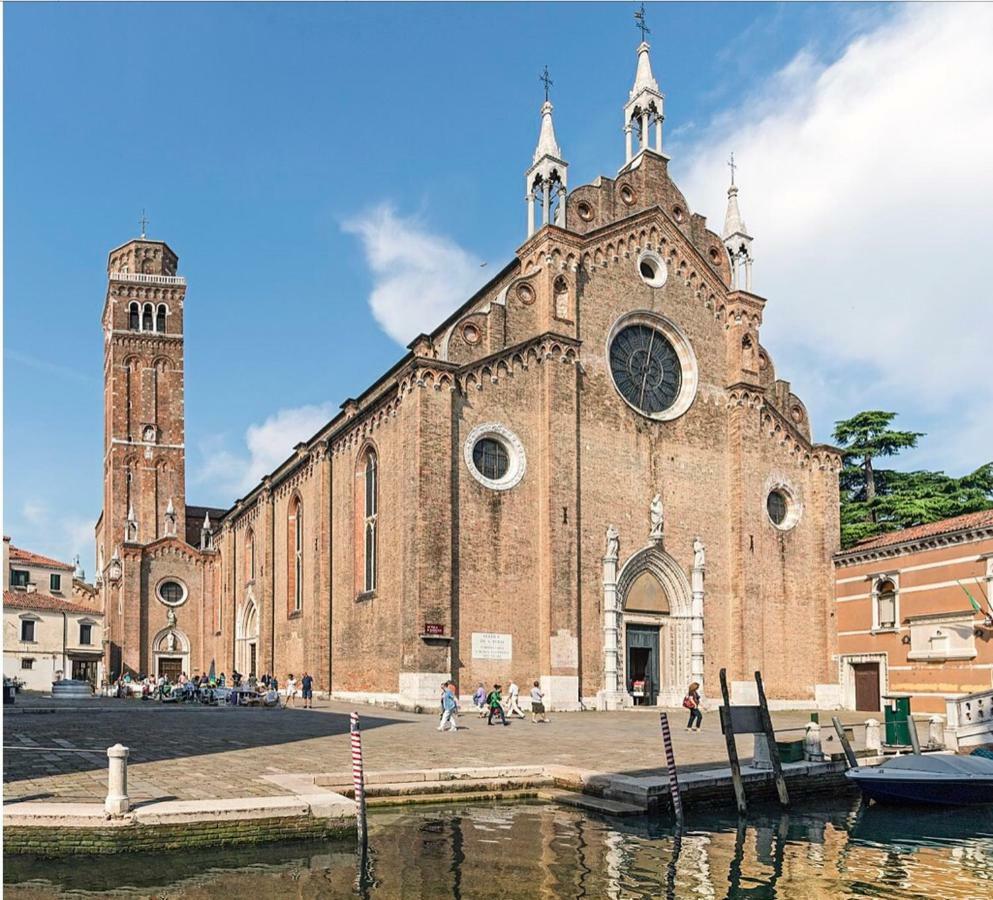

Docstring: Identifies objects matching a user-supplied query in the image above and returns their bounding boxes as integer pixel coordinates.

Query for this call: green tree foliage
[833,411,993,548]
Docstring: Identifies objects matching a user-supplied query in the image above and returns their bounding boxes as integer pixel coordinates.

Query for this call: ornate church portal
[599,500,706,709]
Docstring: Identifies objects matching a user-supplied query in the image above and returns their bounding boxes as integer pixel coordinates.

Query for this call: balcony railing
[109,271,186,286]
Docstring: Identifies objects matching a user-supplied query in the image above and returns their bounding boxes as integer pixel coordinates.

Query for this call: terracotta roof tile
[3,590,101,616]
[7,545,74,570]
[849,508,993,552]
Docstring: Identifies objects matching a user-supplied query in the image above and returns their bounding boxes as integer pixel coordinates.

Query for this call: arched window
[246,528,256,582]
[129,302,140,330]
[287,496,303,613]
[874,578,898,631]
[142,303,153,331]
[363,450,378,593]
[156,304,166,333]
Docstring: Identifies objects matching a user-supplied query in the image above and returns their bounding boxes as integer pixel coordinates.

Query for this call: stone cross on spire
[728,151,737,186]
[540,65,553,102]
[635,3,650,42]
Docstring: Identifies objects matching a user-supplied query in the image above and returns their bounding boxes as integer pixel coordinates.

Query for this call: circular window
[606,312,698,421]
[516,283,535,305]
[472,438,508,480]
[637,250,668,288]
[672,206,685,223]
[709,247,721,263]
[619,184,636,206]
[766,486,801,530]
[577,201,594,222]
[462,323,480,345]
[156,578,188,607]
[464,423,526,491]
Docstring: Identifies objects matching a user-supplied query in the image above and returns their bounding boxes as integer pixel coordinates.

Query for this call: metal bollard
[803,722,824,761]
[105,743,130,816]
[928,715,945,748]
[864,718,881,754]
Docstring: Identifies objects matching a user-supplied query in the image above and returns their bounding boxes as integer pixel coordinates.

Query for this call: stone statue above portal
[605,524,619,559]
[693,536,706,570]
[650,494,664,541]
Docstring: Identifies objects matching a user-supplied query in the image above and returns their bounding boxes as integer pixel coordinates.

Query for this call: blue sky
[5,3,991,572]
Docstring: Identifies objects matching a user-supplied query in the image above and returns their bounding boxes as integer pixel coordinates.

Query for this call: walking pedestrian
[437,681,459,732]
[301,671,314,708]
[530,681,549,723]
[505,680,526,719]
[284,673,297,708]
[473,682,487,717]
[487,684,508,726]
[684,681,703,731]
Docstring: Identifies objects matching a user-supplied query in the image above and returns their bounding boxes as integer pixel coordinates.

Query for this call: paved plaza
[2,695,855,805]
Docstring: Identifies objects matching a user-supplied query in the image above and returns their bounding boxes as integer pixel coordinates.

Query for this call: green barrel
[883,693,912,745]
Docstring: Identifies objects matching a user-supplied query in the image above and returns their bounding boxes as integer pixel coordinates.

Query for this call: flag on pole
[958,580,983,614]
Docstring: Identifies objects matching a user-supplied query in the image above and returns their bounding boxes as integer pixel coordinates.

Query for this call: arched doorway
[151,626,190,681]
[236,596,259,678]
[615,546,692,706]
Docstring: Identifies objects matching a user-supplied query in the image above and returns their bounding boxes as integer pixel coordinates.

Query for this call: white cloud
[342,204,484,345]
[22,501,49,527]
[675,3,993,473]
[196,402,335,500]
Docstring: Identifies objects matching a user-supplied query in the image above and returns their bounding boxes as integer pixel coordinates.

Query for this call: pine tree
[832,411,993,548]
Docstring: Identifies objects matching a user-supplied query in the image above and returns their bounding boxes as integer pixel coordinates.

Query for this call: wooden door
[853,663,880,711]
[158,657,183,681]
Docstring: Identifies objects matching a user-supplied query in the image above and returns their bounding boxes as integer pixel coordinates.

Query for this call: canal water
[5,798,993,898]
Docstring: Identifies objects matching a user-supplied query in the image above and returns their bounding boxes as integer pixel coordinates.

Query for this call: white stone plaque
[471,632,512,661]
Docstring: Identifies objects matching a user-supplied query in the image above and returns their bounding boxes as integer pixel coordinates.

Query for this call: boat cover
[879,754,993,775]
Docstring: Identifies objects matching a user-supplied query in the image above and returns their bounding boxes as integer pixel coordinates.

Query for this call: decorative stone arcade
[598,505,705,710]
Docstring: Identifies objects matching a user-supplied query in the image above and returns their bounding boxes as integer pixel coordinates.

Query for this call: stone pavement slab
[4,694,860,804]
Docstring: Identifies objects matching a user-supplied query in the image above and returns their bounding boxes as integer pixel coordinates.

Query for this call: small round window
[472,438,508,481]
[767,491,787,525]
[157,579,187,607]
[637,250,668,288]
[577,201,594,222]
[464,424,526,491]
[766,487,800,530]
[620,184,636,206]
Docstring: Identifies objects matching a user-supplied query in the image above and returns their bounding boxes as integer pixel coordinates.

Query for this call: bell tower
[100,226,189,568]
[525,67,568,238]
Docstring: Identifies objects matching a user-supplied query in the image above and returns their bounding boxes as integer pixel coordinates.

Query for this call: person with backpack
[684,681,702,731]
[487,684,508,726]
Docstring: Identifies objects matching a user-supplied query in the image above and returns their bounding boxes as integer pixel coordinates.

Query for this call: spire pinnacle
[533,99,562,164]
[722,159,754,291]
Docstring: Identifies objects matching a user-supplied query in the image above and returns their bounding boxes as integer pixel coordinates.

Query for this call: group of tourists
[109,669,315,709]
[437,680,549,732]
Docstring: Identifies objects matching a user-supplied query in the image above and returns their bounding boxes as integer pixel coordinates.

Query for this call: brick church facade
[95,39,843,709]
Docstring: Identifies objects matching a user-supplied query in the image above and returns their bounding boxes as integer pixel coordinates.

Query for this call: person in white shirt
[530,682,549,723]
[505,681,526,719]
[284,673,298,708]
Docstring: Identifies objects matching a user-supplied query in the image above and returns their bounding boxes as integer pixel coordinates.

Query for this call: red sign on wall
[423,623,445,636]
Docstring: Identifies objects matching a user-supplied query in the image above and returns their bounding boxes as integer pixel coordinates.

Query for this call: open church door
[626,624,660,705]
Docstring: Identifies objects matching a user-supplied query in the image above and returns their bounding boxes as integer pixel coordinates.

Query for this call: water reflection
[5,798,993,899]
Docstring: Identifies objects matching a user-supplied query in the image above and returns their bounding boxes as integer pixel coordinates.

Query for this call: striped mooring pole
[350,711,368,848]
[659,712,683,821]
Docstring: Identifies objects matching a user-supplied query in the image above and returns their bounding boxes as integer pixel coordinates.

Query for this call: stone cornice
[834,526,993,567]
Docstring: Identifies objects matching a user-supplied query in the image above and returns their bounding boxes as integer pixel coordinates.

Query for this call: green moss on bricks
[4,816,356,858]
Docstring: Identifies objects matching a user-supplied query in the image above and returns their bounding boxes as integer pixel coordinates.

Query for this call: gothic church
[95,37,842,709]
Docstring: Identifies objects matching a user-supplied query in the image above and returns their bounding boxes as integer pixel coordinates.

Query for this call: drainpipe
[62,612,68,680]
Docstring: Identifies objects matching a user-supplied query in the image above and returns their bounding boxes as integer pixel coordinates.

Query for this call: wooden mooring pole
[659,712,683,822]
[350,711,368,849]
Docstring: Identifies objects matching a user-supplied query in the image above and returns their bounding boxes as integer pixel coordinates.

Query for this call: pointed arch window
[246,528,256,582]
[142,303,153,331]
[363,449,378,594]
[287,496,303,614]
[129,302,140,331]
[156,304,166,333]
